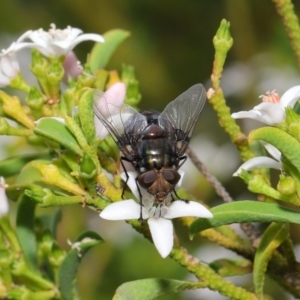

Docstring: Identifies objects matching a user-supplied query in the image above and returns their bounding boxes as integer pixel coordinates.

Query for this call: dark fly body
[94,84,206,217]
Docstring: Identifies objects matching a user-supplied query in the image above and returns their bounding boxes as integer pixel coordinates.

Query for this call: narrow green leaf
[249,127,300,173]
[209,258,252,277]
[34,118,82,156]
[58,231,103,300]
[49,208,62,238]
[0,153,50,177]
[78,89,96,146]
[113,278,206,300]
[38,208,62,238]
[5,160,51,201]
[16,194,38,272]
[190,201,300,238]
[89,29,131,71]
[253,223,289,297]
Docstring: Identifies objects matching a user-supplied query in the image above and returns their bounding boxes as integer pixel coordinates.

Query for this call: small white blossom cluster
[0,24,104,87]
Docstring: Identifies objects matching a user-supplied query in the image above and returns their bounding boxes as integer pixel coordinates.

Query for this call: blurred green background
[1,0,300,299]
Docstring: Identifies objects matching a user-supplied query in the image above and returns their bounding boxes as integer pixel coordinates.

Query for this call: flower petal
[233,156,281,176]
[54,33,104,51]
[97,82,126,107]
[164,201,213,219]
[63,51,82,79]
[94,117,109,140]
[253,102,285,125]
[100,199,145,220]
[262,142,281,162]
[280,85,300,108]
[232,102,285,125]
[0,73,10,87]
[148,218,173,258]
[0,56,19,78]
[231,110,271,124]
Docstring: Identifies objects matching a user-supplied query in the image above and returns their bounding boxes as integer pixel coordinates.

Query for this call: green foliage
[89,29,131,71]
[58,231,104,300]
[113,278,206,300]
[1,3,300,299]
[190,201,300,237]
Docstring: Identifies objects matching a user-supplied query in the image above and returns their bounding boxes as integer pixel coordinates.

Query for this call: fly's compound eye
[138,171,157,189]
[162,169,180,186]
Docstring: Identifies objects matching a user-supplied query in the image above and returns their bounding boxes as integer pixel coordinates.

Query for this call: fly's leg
[120,157,130,199]
[172,188,189,204]
[135,177,143,222]
[177,155,187,169]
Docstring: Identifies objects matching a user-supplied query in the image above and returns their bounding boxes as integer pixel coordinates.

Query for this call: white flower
[94,82,127,140]
[0,54,20,87]
[231,86,300,125]
[0,177,9,217]
[19,24,104,57]
[0,36,34,87]
[233,143,282,176]
[100,171,213,258]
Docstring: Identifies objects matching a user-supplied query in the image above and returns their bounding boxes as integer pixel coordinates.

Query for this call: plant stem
[171,246,258,300]
[272,0,300,69]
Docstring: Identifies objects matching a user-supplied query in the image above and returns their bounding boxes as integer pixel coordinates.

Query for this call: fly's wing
[158,84,206,156]
[93,90,147,159]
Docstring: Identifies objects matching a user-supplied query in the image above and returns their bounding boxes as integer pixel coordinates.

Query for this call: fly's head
[138,169,181,202]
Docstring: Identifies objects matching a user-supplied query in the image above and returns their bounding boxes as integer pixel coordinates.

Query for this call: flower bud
[80,153,97,178]
[26,86,44,111]
[76,63,95,87]
[213,19,233,53]
[47,60,64,83]
[31,49,49,78]
[121,64,141,107]
[277,174,296,195]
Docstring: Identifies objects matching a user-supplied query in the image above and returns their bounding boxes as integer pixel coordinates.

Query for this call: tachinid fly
[94,84,206,214]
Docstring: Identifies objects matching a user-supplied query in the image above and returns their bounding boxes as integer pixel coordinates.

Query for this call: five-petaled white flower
[233,143,282,176]
[0,177,9,217]
[231,86,300,125]
[100,171,213,258]
[18,24,104,58]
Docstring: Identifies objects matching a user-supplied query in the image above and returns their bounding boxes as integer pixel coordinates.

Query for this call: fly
[94,84,206,219]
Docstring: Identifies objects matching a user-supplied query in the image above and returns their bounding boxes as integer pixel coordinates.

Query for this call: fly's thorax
[136,129,178,170]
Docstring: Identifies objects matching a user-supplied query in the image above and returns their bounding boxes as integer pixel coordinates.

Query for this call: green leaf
[38,208,62,238]
[190,201,300,238]
[78,89,96,146]
[209,258,252,277]
[113,278,206,300]
[253,223,289,297]
[5,160,51,201]
[0,153,50,177]
[249,127,300,173]
[34,118,82,156]
[16,194,38,272]
[89,29,131,71]
[58,231,103,300]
